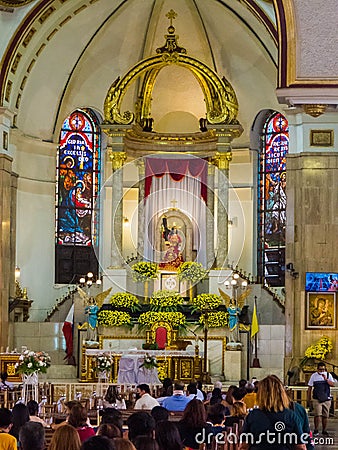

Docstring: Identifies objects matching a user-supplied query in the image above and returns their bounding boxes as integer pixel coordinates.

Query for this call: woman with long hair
[176,399,213,450]
[155,421,183,450]
[49,424,81,450]
[103,386,126,410]
[67,404,95,443]
[239,375,306,450]
[224,401,247,427]
[9,403,30,440]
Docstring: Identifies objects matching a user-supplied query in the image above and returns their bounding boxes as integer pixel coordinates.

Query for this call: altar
[80,347,203,383]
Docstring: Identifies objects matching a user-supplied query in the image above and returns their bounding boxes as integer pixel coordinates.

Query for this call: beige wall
[285,152,338,369]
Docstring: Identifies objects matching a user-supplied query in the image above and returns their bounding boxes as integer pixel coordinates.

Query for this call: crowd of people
[0,367,332,450]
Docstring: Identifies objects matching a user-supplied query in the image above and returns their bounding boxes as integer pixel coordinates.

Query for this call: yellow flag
[251,301,259,338]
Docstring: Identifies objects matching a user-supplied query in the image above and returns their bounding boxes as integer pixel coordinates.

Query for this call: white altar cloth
[117,353,160,385]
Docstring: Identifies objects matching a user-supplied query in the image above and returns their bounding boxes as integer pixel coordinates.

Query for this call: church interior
[0,0,337,389]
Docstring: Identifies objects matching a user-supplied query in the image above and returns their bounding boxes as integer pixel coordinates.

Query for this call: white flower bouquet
[140,354,158,369]
[15,350,51,375]
[95,353,113,372]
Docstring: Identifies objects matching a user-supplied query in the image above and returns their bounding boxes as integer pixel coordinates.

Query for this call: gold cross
[170,199,178,209]
[166,9,177,27]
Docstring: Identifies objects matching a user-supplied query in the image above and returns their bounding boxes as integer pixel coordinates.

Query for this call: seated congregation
[0,375,313,450]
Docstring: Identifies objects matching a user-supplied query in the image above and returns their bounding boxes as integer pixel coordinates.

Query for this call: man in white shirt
[134,384,159,410]
[307,362,334,436]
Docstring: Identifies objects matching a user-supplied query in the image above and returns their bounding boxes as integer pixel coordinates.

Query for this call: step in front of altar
[45,364,77,381]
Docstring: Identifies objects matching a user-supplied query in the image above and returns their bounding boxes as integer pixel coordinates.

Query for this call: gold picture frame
[306,292,336,329]
[310,129,334,147]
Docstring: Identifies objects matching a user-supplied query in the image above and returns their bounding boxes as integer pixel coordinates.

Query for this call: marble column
[108,150,126,268]
[0,154,13,347]
[135,159,145,260]
[206,163,215,268]
[212,151,232,268]
[211,124,243,268]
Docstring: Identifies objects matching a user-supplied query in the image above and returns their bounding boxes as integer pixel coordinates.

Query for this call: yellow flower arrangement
[177,262,208,283]
[109,292,140,311]
[199,311,229,328]
[150,290,184,311]
[300,336,333,367]
[98,310,132,327]
[138,311,186,328]
[131,262,158,282]
[192,293,222,311]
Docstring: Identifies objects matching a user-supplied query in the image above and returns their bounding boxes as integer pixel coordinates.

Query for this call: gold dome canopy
[103,10,239,129]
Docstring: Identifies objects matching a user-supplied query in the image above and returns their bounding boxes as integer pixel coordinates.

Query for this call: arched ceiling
[0,0,278,142]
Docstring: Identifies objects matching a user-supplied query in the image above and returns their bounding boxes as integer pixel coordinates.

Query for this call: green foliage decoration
[177,261,208,283]
[138,311,186,328]
[199,311,229,328]
[192,293,222,311]
[98,310,132,327]
[109,292,140,311]
[131,262,158,282]
[149,290,184,312]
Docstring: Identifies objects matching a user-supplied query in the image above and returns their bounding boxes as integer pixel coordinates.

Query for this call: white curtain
[144,174,207,265]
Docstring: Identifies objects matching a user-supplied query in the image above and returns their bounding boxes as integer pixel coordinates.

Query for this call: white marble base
[102,269,127,293]
[224,350,242,381]
[208,269,233,294]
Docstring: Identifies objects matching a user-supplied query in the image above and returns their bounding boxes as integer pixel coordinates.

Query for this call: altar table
[81,348,203,383]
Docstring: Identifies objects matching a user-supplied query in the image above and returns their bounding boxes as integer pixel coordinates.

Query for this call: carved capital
[108,151,127,171]
[134,159,145,175]
[210,151,232,170]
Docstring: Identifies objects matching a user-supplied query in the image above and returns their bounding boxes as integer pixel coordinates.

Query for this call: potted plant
[177,262,208,300]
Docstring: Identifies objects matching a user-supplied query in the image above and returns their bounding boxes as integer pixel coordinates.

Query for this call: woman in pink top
[67,404,95,442]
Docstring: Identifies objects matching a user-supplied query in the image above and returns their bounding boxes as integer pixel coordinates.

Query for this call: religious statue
[78,287,112,343]
[219,287,251,342]
[159,220,184,270]
[84,299,99,342]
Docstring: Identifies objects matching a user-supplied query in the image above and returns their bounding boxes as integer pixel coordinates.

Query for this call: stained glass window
[55,109,101,284]
[257,112,289,287]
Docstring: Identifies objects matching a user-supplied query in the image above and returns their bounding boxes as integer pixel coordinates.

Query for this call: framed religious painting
[306,292,336,329]
[310,129,334,147]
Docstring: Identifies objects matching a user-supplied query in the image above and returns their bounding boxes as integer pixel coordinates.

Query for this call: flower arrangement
[199,311,229,328]
[149,290,184,311]
[15,350,51,375]
[177,262,208,283]
[98,310,132,327]
[109,292,140,311]
[95,353,113,373]
[140,354,158,369]
[300,336,333,367]
[138,311,186,328]
[192,293,222,311]
[131,262,158,282]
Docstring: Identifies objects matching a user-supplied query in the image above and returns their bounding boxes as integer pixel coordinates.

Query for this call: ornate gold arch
[104,19,239,127]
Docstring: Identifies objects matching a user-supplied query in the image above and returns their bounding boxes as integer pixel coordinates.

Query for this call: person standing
[307,362,334,436]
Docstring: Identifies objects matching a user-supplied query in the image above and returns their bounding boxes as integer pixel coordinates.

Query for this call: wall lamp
[286,263,299,279]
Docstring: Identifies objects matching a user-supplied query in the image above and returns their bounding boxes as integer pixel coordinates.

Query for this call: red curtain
[145,158,207,202]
